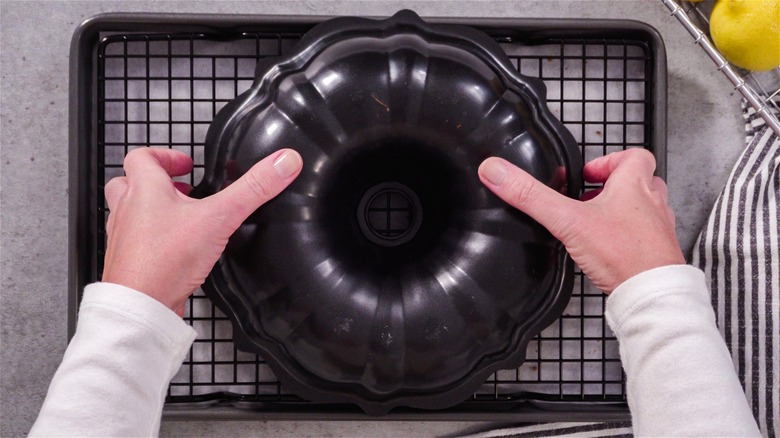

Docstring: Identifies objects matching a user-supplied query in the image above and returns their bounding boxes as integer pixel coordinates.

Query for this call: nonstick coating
[196,10,581,415]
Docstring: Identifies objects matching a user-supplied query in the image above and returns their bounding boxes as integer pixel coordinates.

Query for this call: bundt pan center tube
[194,10,581,415]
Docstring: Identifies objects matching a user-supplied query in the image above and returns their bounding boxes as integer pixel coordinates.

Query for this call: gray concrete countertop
[1,1,745,436]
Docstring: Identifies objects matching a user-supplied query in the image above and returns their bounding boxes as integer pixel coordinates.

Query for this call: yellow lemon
[710,0,780,71]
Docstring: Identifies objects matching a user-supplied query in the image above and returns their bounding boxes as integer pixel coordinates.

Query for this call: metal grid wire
[94,30,653,407]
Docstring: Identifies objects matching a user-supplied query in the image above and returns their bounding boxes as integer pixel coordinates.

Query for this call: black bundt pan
[195,10,581,415]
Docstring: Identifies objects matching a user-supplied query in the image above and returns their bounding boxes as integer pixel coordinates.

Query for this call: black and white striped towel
[459,422,633,438]
[692,99,780,438]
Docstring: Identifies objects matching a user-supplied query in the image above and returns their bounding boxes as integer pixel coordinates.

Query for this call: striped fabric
[692,99,780,438]
[461,422,633,438]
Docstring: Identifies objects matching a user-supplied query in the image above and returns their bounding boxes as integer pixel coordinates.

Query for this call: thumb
[207,149,303,229]
[478,157,580,240]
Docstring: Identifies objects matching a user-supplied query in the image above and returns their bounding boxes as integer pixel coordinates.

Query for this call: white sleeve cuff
[30,283,197,437]
[602,264,760,436]
[605,264,708,332]
[81,282,196,356]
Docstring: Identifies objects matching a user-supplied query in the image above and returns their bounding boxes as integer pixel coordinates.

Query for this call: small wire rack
[73,15,665,420]
[663,0,780,136]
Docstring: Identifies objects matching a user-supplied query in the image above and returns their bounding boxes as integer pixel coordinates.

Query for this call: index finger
[123,147,194,181]
[583,148,656,184]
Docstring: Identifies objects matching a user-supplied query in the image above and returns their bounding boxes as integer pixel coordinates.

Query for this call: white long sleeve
[30,283,196,437]
[606,265,760,437]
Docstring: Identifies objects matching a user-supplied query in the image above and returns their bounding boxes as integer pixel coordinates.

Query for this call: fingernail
[273,150,302,179]
[479,159,507,186]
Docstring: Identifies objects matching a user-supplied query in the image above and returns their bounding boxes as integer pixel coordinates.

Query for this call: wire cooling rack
[663,0,780,136]
[72,15,665,420]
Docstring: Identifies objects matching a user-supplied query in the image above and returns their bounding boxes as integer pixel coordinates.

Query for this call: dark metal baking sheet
[69,12,667,421]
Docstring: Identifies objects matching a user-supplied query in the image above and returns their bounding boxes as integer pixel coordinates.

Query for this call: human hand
[478,148,684,293]
[102,147,303,316]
